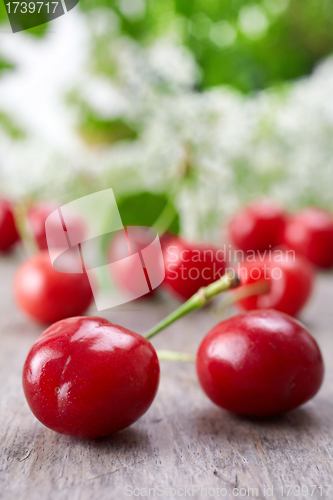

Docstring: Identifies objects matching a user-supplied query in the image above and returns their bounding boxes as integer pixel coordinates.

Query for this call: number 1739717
[5,2,59,14]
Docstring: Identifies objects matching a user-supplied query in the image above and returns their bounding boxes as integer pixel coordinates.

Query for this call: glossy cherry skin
[228,199,287,253]
[0,199,20,253]
[197,310,324,417]
[23,316,160,439]
[283,208,333,268]
[235,249,314,317]
[163,236,226,301]
[14,251,93,324]
[27,202,86,251]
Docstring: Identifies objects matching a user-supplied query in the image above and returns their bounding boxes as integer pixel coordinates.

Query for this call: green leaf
[0,0,49,37]
[100,191,180,255]
[117,191,180,233]
[78,0,333,92]
[0,111,26,139]
[0,58,14,74]
[78,113,138,146]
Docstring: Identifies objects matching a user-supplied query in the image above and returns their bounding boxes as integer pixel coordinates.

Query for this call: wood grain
[1,256,333,500]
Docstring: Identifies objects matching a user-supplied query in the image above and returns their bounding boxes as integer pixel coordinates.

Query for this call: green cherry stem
[153,143,193,237]
[156,350,195,363]
[144,271,240,340]
[13,200,38,257]
[152,196,177,237]
[227,279,270,303]
[213,279,270,316]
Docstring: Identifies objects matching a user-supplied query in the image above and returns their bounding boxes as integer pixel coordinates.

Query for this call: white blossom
[0,10,332,241]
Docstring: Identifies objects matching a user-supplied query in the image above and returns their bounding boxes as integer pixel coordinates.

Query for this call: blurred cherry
[0,199,20,253]
[163,236,227,301]
[14,250,93,324]
[228,199,287,253]
[234,248,314,317]
[108,226,163,298]
[27,202,86,251]
[283,207,333,268]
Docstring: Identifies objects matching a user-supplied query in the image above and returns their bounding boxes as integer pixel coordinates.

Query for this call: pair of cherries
[16,201,324,438]
[228,199,333,268]
[161,235,314,318]
[24,309,324,439]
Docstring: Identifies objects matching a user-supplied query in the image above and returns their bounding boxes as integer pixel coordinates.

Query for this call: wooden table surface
[1,256,333,500]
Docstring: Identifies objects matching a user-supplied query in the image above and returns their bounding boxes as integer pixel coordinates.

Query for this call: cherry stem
[230,280,270,301]
[213,279,269,316]
[152,197,177,237]
[13,201,38,257]
[144,271,240,340]
[152,143,193,237]
[156,350,195,363]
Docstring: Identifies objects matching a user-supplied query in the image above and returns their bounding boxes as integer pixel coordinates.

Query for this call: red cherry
[283,207,333,268]
[14,251,93,324]
[163,236,227,301]
[27,202,86,251]
[0,199,20,253]
[159,231,174,248]
[23,316,160,438]
[234,249,314,317]
[196,310,324,417]
[228,199,287,253]
[108,226,163,298]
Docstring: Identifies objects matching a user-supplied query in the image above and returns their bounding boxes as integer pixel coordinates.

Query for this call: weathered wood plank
[0,257,332,500]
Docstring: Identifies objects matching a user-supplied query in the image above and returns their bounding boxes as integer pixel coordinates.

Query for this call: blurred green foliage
[0,0,49,36]
[0,111,26,139]
[116,191,180,234]
[79,0,333,92]
[0,1,12,73]
[1,0,332,90]
[0,1,8,23]
[0,0,48,75]
[100,191,180,254]
[79,113,138,146]
[67,93,139,146]
[0,57,14,74]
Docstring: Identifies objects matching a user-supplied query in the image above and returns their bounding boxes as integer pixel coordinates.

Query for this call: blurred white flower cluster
[0,10,333,241]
